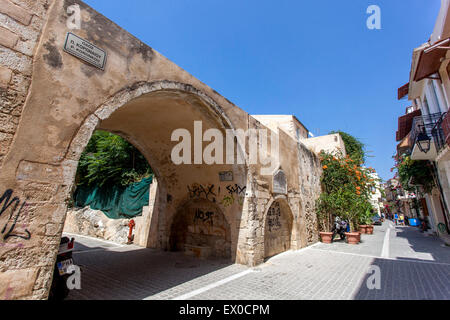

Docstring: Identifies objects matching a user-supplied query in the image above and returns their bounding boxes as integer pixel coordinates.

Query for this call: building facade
[395,0,450,238]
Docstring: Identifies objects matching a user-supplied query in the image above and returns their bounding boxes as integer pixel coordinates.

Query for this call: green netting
[74,176,153,219]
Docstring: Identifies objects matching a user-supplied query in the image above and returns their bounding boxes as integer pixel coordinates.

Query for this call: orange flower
[323,165,328,170]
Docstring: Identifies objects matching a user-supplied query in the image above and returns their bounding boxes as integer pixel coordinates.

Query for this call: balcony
[410,113,442,160]
[431,112,448,154]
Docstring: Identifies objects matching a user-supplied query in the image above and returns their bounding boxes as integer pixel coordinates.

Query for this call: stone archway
[63,81,247,253]
[263,198,294,259]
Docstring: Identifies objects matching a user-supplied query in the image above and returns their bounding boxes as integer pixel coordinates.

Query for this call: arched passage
[263,198,294,259]
[64,81,247,257]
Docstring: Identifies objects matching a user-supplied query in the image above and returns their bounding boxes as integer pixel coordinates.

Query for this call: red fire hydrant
[127,219,135,244]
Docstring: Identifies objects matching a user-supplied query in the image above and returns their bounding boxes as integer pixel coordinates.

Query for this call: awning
[396,131,413,155]
[398,83,409,100]
[414,38,450,82]
[396,109,422,142]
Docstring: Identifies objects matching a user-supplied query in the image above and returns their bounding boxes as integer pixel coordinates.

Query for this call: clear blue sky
[84,0,440,182]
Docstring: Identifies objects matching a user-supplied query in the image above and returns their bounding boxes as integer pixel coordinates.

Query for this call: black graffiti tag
[188,184,216,202]
[0,189,31,241]
[267,203,282,232]
[226,184,246,196]
[193,209,215,227]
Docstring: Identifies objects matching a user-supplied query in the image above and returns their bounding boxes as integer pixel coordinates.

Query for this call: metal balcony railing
[411,112,442,151]
[431,112,447,153]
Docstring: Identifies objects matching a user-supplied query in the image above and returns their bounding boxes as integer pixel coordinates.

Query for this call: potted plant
[316,149,380,245]
[316,194,333,244]
[359,224,368,234]
[361,207,375,235]
[337,189,361,245]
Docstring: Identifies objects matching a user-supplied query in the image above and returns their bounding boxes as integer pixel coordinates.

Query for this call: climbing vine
[393,154,434,194]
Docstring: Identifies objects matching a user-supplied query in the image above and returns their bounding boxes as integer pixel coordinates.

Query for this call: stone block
[0,45,33,75]
[9,0,50,19]
[0,131,13,154]
[0,112,19,133]
[0,267,38,300]
[0,0,32,26]
[16,160,62,183]
[0,65,12,87]
[0,26,18,49]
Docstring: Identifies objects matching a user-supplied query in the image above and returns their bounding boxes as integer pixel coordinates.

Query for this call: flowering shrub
[316,151,379,232]
[393,154,434,193]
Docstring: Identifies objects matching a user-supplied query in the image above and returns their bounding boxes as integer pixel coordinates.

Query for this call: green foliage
[330,130,366,164]
[395,155,434,193]
[316,151,378,232]
[76,131,152,187]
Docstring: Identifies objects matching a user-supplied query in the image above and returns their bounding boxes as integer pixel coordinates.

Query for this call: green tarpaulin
[74,176,153,219]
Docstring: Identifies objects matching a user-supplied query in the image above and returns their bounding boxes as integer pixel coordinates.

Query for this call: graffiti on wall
[221,184,246,207]
[0,189,31,242]
[187,184,216,202]
[193,208,215,227]
[266,202,282,232]
[190,207,227,238]
[187,183,246,208]
[264,201,292,258]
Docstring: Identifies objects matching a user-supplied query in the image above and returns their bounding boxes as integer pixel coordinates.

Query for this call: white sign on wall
[63,33,107,70]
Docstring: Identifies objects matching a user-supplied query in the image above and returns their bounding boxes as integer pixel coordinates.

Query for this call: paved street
[65,221,450,300]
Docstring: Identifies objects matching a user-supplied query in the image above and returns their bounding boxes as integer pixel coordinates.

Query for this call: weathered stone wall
[0,0,323,300]
[63,207,132,245]
[170,198,231,259]
[264,201,292,258]
[0,0,51,167]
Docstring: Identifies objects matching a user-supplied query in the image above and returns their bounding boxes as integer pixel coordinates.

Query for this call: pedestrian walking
[394,213,398,225]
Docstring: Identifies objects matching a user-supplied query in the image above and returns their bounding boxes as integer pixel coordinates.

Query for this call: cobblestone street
[66,221,450,300]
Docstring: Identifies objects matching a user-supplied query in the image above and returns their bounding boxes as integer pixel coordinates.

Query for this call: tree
[330,131,366,164]
[316,151,379,232]
[76,131,152,187]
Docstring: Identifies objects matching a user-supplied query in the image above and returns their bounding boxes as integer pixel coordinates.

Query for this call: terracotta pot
[319,232,333,244]
[345,232,360,245]
[366,225,374,235]
[359,225,368,234]
[355,232,361,242]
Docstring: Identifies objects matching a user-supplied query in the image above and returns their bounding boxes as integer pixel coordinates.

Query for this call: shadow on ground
[353,226,450,300]
[66,240,236,300]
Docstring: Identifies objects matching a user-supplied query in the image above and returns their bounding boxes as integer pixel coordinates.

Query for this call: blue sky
[84,0,440,181]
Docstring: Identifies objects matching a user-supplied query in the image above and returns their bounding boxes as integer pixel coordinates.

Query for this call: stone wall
[169,198,231,259]
[63,207,132,245]
[264,201,293,258]
[0,0,51,167]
